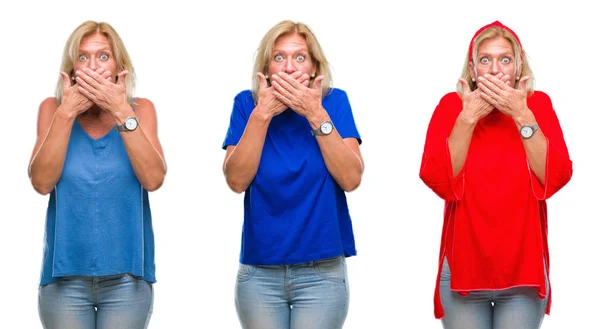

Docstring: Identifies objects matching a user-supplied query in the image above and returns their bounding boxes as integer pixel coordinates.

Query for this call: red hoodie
[420,91,573,319]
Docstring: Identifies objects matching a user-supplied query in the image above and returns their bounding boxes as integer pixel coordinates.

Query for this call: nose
[284,57,295,74]
[490,59,500,74]
[88,58,98,70]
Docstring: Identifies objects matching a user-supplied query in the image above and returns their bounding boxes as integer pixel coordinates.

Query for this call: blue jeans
[38,274,153,329]
[439,257,548,329]
[235,256,349,329]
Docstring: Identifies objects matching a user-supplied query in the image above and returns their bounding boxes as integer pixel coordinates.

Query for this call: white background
[0,0,597,328]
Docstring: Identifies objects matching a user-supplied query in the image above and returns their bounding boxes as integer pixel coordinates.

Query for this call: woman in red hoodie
[419,21,572,329]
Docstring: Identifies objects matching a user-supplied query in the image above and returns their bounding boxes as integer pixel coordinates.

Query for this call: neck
[79,106,106,120]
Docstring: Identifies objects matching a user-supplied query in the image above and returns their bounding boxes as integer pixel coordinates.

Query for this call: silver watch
[311,121,334,136]
[116,117,139,132]
[519,122,539,139]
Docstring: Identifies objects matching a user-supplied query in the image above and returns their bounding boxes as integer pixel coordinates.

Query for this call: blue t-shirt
[222,88,362,265]
[40,117,156,285]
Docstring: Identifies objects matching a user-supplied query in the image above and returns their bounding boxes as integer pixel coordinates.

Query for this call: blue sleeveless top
[40,115,156,285]
[222,88,362,265]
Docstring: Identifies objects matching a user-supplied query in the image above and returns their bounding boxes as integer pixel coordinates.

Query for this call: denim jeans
[439,257,548,329]
[235,256,349,329]
[38,273,153,329]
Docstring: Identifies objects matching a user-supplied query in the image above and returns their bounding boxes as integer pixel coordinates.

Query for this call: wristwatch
[519,122,539,139]
[311,120,334,136]
[116,117,139,132]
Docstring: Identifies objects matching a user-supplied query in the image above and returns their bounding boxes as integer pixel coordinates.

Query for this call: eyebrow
[478,52,513,57]
[78,47,112,53]
[273,47,309,54]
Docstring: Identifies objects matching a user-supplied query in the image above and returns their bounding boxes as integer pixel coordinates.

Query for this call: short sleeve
[222,91,252,150]
[332,90,362,144]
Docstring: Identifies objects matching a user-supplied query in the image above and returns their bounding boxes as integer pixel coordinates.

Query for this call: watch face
[125,118,138,130]
[321,122,333,135]
[521,126,533,138]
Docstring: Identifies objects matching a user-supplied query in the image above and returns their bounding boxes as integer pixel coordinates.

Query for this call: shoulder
[234,90,254,103]
[322,88,351,112]
[39,97,59,112]
[324,87,348,100]
[527,91,558,121]
[231,90,255,116]
[527,90,552,105]
[37,97,59,120]
[432,92,462,115]
[132,97,158,119]
[527,91,554,112]
[438,92,462,106]
[133,97,155,109]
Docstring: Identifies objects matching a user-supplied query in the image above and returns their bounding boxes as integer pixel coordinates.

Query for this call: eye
[501,56,511,64]
[78,54,87,61]
[99,53,109,61]
[479,57,489,64]
[296,54,306,62]
[274,54,284,62]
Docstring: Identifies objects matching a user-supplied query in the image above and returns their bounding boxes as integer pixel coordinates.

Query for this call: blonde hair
[55,21,136,106]
[457,26,534,94]
[251,20,332,103]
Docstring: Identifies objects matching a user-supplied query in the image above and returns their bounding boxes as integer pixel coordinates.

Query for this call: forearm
[116,108,166,191]
[515,111,547,184]
[224,110,271,193]
[29,108,76,194]
[448,114,477,177]
[308,112,363,192]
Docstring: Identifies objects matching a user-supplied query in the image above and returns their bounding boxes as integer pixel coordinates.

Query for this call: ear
[468,61,476,82]
[310,63,317,78]
[515,62,523,82]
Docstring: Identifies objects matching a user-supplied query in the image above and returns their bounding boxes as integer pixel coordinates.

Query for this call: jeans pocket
[313,256,346,283]
[236,264,256,283]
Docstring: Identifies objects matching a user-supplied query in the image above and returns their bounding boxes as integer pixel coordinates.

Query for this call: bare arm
[448,115,477,177]
[28,70,112,194]
[28,98,77,195]
[223,72,309,193]
[514,111,547,184]
[271,73,363,191]
[307,112,364,192]
[222,110,271,193]
[115,98,167,191]
[76,69,166,191]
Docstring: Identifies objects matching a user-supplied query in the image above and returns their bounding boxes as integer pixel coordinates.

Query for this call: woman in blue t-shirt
[28,21,166,329]
[222,20,364,329]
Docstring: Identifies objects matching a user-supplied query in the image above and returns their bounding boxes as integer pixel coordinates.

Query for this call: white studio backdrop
[0,0,597,328]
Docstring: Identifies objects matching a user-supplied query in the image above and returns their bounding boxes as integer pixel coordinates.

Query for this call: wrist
[307,108,330,129]
[457,111,479,127]
[513,108,535,128]
[250,109,273,125]
[56,105,78,122]
[113,106,135,125]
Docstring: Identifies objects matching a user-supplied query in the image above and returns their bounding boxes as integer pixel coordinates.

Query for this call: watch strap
[311,127,324,136]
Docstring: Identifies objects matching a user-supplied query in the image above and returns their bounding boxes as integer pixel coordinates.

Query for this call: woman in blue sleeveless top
[222,20,364,329]
[28,21,166,329]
